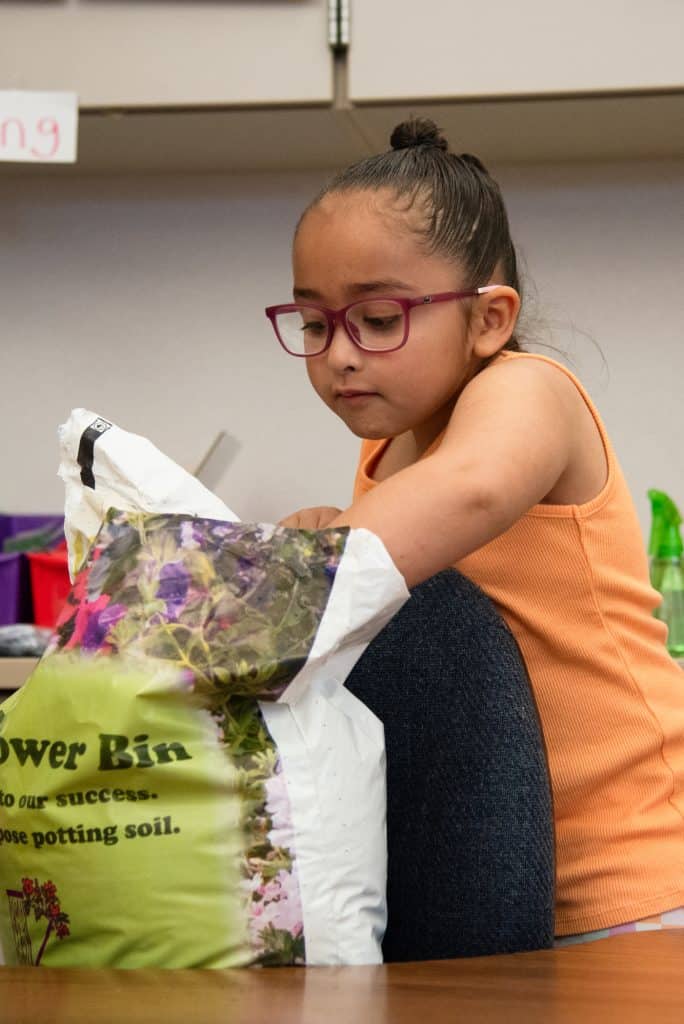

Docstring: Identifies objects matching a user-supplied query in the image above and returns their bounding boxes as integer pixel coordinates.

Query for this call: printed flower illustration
[47,509,348,965]
[156,562,190,620]
[54,511,347,703]
[21,878,70,941]
[81,600,127,651]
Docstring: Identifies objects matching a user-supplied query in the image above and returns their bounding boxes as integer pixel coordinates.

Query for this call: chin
[335,414,392,441]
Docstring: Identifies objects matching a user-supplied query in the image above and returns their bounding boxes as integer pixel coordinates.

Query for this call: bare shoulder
[454,352,583,426]
[461,353,608,505]
[480,353,577,395]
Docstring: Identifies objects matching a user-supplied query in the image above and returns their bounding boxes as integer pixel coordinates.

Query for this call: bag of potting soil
[0,413,408,969]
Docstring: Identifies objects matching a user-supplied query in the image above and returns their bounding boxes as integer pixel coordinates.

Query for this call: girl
[266,118,684,945]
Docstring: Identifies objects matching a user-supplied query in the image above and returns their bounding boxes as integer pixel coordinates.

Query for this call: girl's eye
[350,300,405,338]
[301,319,327,336]
[363,315,402,333]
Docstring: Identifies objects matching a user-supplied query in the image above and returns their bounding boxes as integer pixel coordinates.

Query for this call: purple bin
[0,514,64,625]
[0,552,30,625]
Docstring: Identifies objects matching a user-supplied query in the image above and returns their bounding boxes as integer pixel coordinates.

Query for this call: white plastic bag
[57,409,238,579]
[0,410,409,968]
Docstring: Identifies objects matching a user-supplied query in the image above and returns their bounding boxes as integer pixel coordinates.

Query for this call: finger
[277,512,303,528]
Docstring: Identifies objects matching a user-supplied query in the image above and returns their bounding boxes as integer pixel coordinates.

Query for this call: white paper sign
[0,91,78,164]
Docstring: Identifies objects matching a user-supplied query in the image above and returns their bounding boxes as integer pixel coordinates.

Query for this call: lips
[336,390,378,399]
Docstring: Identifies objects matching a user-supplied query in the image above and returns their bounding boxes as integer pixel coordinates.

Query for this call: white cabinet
[349,1,684,103]
[0,0,332,108]
[1,1,682,171]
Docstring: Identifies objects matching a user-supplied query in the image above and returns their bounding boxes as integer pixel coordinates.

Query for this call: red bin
[27,548,72,628]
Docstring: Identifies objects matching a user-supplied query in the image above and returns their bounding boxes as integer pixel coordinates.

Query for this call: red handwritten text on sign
[0,118,61,159]
[0,92,77,164]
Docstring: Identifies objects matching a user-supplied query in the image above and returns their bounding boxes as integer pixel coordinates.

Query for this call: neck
[376,359,487,480]
[409,401,454,459]
[410,356,485,457]
[378,400,454,482]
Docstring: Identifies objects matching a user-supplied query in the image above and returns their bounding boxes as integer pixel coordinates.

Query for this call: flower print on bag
[54,510,348,702]
[5,878,72,966]
[48,509,349,965]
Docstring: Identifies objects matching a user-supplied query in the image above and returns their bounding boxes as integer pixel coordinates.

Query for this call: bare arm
[328,358,582,588]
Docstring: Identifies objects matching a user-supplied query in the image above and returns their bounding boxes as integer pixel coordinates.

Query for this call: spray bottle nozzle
[648,489,683,561]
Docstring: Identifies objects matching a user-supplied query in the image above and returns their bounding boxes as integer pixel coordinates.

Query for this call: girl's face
[292,189,484,447]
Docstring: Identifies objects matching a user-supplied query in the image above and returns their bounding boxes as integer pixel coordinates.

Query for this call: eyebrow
[293,278,415,301]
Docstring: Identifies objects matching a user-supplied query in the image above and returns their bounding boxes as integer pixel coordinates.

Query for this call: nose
[325,319,364,372]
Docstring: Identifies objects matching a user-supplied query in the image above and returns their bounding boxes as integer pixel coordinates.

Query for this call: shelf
[1,91,683,178]
[0,658,38,691]
[349,92,684,167]
[0,106,370,176]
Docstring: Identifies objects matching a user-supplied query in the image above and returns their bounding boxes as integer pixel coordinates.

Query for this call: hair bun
[390,117,448,152]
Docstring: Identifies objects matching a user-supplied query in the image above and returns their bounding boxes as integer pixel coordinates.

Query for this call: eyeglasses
[265,286,499,357]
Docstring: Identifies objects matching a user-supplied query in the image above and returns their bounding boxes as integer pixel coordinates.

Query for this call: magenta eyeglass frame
[265,285,500,357]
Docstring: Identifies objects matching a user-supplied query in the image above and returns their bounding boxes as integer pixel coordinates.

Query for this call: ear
[469,286,521,359]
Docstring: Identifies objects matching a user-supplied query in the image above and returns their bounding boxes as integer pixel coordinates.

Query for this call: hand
[278,506,343,529]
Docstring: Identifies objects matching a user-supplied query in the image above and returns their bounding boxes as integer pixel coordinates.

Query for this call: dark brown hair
[305,116,522,350]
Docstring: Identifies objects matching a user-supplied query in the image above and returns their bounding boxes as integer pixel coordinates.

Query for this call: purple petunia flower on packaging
[81,602,127,652]
[156,561,190,620]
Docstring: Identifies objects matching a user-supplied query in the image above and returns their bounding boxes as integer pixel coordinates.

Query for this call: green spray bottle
[647,489,684,657]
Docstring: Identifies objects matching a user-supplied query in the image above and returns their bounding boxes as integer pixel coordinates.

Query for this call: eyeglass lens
[276,300,406,355]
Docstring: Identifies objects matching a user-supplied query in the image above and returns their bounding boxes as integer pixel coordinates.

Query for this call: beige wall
[1,160,683,536]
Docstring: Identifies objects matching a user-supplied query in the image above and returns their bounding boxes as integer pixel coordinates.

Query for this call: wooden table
[1,931,682,1024]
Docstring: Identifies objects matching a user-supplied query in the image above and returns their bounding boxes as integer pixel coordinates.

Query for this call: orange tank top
[353,350,684,936]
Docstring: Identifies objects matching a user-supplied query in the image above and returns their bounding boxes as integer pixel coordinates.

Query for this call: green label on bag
[0,656,248,968]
